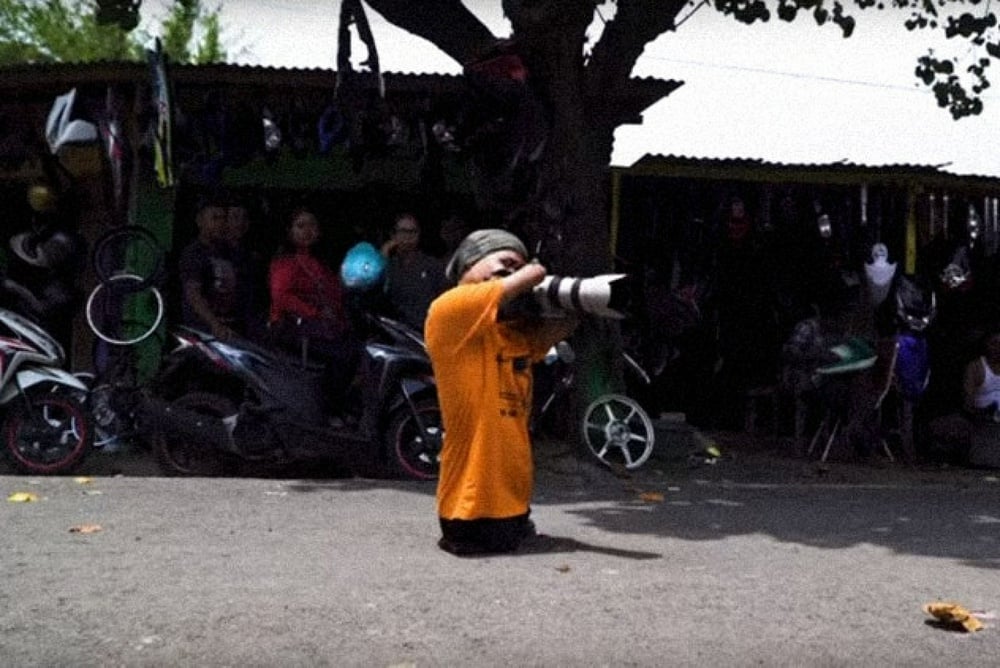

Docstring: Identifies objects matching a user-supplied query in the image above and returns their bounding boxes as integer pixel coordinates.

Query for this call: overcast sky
[145,1,1000,176]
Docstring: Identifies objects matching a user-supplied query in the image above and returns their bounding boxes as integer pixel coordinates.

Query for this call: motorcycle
[137,313,442,480]
[0,307,92,474]
[532,340,657,470]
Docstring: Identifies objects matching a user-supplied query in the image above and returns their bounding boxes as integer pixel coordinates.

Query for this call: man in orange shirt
[425,229,577,555]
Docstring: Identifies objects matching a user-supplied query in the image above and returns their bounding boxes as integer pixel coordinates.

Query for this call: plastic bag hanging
[45,88,98,154]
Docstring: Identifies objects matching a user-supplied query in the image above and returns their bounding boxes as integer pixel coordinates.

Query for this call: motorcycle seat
[275,337,327,372]
[260,325,328,372]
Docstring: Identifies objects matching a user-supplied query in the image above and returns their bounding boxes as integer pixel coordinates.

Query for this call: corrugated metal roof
[623,153,1000,186]
[0,60,461,89]
[0,60,675,93]
[0,61,676,124]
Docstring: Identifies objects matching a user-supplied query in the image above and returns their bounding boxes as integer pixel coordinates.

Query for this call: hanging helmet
[340,241,386,292]
[941,263,969,290]
[940,246,972,291]
[27,184,57,213]
[10,229,80,269]
[45,88,98,154]
[816,214,833,239]
[894,274,936,332]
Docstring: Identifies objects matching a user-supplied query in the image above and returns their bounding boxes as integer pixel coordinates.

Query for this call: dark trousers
[270,317,360,410]
[438,512,533,555]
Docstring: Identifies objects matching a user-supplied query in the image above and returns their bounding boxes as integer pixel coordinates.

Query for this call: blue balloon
[340,241,386,291]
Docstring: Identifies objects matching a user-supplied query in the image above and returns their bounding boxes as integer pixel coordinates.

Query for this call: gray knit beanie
[445,229,528,283]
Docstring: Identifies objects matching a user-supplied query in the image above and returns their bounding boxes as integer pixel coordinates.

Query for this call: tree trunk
[505,10,628,451]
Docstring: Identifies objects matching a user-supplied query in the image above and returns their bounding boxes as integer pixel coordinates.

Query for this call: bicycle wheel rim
[86,274,165,346]
[92,225,165,288]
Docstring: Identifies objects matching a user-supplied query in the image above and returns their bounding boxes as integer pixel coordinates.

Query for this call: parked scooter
[138,313,441,480]
[886,272,937,460]
[892,273,936,404]
[0,307,92,474]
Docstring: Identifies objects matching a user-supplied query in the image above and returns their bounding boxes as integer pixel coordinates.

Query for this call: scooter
[0,307,92,474]
[887,272,937,460]
[138,313,442,480]
[893,273,936,404]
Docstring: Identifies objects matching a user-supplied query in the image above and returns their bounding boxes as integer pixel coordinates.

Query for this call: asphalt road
[1,443,998,667]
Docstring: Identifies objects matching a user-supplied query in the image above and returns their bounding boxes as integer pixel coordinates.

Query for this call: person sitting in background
[225,197,268,339]
[268,206,359,417]
[928,326,1000,468]
[780,309,829,450]
[178,194,253,341]
[380,212,447,331]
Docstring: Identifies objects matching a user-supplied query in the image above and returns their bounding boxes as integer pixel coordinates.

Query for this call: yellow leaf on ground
[923,601,985,632]
[73,477,94,485]
[69,524,103,534]
[7,492,40,503]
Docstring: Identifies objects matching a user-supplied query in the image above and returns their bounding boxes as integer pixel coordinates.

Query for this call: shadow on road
[439,534,663,561]
[550,458,1000,572]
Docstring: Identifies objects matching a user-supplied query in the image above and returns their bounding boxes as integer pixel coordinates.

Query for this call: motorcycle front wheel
[152,392,234,477]
[4,390,92,474]
[582,393,656,470]
[385,397,442,481]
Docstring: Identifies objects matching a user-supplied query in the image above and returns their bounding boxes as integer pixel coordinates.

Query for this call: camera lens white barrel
[533,274,628,319]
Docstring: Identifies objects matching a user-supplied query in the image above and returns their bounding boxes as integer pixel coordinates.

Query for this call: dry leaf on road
[7,492,40,503]
[69,524,103,534]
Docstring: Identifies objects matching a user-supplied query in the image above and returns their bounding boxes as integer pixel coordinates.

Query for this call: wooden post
[610,168,621,264]
[905,185,918,275]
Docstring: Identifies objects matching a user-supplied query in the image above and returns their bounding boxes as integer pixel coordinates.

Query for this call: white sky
[145,1,1000,176]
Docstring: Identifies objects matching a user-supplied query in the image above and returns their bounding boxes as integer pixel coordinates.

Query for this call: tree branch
[362,0,499,65]
[586,0,690,101]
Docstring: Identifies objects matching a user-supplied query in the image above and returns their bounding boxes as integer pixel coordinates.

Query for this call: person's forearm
[185,283,228,334]
[500,263,546,302]
[191,298,222,331]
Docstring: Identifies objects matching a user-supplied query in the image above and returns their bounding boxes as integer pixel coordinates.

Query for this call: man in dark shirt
[380,213,447,332]
[177,196,253,340]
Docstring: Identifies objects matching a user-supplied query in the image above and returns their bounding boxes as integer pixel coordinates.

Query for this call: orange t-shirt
[425,280,551,520]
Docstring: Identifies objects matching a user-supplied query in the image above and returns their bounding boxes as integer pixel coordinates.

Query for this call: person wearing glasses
[425,229,577,555]
[380,212,447,331]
